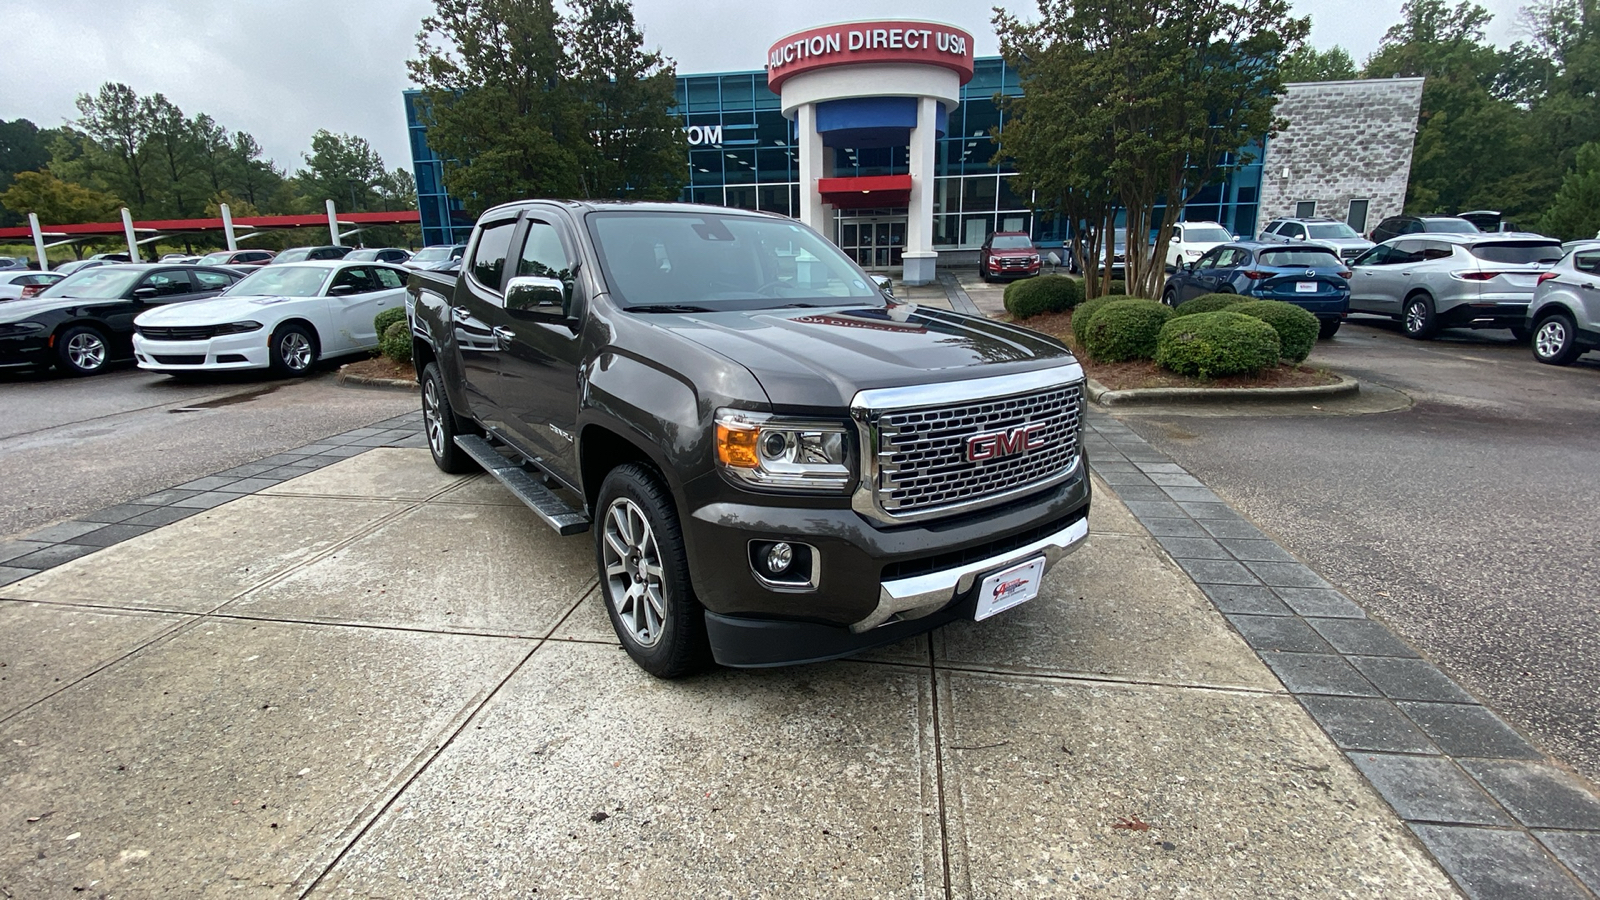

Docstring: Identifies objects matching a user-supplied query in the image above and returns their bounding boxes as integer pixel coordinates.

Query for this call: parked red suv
[980,232,1042,282]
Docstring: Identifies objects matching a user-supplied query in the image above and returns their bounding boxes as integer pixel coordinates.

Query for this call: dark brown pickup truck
[407,200,1090,677]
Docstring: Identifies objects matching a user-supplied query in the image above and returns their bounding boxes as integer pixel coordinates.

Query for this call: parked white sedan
[132,261,408,376]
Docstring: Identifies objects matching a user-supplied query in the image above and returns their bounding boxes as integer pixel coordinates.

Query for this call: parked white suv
[1260,217,1375,263]
[1528,241,1600,365]
[1165,222,1233,269]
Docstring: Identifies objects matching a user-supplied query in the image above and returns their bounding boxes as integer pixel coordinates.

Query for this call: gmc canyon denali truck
[408,200,1090,677]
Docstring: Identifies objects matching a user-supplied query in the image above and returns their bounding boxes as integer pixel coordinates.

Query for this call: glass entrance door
[836,216,907,270]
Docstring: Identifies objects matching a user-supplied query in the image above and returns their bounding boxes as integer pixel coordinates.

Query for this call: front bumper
[0,333,52,368]
[133,332,270,371]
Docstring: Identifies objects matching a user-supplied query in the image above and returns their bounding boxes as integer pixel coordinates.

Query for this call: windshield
[344,249,379,261]
[991,235,1033,250]
[38,267,142,299]
[224,265,332,297]
[1469,241,1563,265]
[275,248,311,264]
[1425,218,1480,234]
[1306,223,1361,239]
[198,252,233,265]
[1182,225,1232,242]
[1258,248,1342,267]
[589,211,880,310]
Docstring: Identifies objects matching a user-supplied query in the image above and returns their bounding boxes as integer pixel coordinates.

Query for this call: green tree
[296,129,388,211]
[1539,140,1600,237]
[70,82,154,209]
[1280,44,1359,81]
[564,0,686,200]
[996,0,1307,298]
[142,94,208,217]
[0,119,62,225]
[0,169,123,225]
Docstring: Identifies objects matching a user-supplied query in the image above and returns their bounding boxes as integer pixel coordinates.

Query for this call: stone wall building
[1258,77,1425,234]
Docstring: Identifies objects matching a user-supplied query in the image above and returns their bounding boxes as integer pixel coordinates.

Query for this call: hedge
[1228,300,1320,363]
[1155,311,1280,378]
[1171,293,1244,318]
[380,320,412,364]
[1003,275,1083,319]
[374,306,406,339]
[1071,294,1124,346]
[1082,298,1174,362]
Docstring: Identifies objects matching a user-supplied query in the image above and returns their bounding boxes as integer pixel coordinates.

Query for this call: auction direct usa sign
[766,21,976,90]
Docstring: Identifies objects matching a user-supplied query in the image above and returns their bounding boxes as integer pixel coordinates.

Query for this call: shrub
[374,306,407,339]
[1071,294,1124,346]
[380,320,412,364]
[1172,293,1244,318]
[1228,300,1320,363]
[1155,311,1281,378]
[1082,298,1174,362]
[1003,275,1083,319]
[1108,279,1126,296]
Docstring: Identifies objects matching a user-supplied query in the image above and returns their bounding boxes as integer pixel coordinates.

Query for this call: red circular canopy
[766,21,975,91]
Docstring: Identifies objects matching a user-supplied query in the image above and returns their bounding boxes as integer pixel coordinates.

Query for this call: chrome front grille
[865,382,1083,520]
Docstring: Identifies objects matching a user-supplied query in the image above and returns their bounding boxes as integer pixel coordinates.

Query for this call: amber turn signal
[716,421,760,468]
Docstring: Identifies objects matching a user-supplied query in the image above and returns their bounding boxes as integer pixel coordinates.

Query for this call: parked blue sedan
[1161,241,1352,337]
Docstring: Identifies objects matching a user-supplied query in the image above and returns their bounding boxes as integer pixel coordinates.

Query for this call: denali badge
[966,422,1049,462]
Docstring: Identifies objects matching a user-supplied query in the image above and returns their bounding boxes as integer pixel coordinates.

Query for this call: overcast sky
[2,0,1530,182]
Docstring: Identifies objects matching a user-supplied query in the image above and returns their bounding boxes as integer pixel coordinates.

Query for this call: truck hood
[644,303,1079,409]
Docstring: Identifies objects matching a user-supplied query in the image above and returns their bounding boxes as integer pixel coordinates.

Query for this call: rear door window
[1419,242,1455,261]
[1468,242,1564,265]
[1391,241,1426,264]
[373,266,405,289]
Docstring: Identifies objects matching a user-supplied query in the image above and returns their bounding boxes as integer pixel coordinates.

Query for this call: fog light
[767,542,793,573]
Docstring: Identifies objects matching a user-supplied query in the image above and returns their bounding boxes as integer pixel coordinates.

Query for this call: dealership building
[406,20,1421,284]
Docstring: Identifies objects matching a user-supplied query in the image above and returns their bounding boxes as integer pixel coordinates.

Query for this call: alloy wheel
[1535,319,1568,360]
[601,497,666,648]
[1405,301,1427,335]
[66,332,106,371]
[280,332,313,371]
[423,376,446,457]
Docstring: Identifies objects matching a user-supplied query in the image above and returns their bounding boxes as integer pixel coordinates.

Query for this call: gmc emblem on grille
[966,422,1049,462]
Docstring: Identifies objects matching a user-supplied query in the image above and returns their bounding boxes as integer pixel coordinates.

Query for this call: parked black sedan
[0,264,241,376]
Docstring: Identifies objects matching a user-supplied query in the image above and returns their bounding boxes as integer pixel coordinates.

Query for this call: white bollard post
[121,208,139,260]
[220,203,238,251]
[326,199,341,246]
[28,213,49,272]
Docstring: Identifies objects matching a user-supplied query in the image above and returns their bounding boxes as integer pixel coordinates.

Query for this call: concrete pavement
[0,418,1481,898]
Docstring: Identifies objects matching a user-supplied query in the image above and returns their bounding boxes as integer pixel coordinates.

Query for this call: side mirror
[505,274,565,313]
[1165,264,1177,274]
[328,284,357,296]
[869,274,894,297]
[132,287,158,301]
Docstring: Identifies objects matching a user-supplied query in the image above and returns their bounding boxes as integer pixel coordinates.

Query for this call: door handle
[1583,283,1595,291]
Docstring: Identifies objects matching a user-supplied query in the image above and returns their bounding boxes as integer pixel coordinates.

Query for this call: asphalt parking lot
[1110,314,1600,785]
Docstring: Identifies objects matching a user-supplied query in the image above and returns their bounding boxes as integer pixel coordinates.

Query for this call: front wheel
[55,325,110,376]
[421,362,478,473]
[1318,318,1341,339]
[595,463,712,679]
[1532,312,1581,366]
[1403,295,1437,340]
[268,322,318,377]
[1161,288,1177,307]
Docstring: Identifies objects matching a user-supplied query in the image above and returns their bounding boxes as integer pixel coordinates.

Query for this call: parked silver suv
[1348,234,1564,339]
[1527,241,1600,365]
[1259,217,1375,263]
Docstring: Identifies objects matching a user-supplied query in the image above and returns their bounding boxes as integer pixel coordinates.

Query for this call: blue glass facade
[405,57,1266,252]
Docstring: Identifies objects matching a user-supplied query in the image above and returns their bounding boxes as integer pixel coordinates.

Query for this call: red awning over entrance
[817,175,912,210]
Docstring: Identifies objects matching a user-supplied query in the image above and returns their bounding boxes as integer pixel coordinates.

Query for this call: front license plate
[974,557,1046,621]
[1295,281,1318,293]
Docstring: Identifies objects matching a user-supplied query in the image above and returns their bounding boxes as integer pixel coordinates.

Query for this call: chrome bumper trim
[851,515,1090,633]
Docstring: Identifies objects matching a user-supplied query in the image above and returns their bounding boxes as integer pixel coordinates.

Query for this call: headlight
[213,321,263,335]
[1028,255,1041,264]
[715,410,852,493]
[0,322,45,335]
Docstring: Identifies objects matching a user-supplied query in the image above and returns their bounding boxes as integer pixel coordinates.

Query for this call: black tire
[55,324,110,376]
[420,362,478,474]
[1402,294,1437,340]
[268,322,318,377]
[1318,318,1341,339]
[1531,311,1581,366]
[595,463,712,679]
[1162,288,1177,307]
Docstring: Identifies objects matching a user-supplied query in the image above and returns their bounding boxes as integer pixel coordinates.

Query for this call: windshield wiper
[628,304,715,314]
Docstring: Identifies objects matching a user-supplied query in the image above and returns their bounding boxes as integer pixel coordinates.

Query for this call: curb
[336,364,418,391]
[1086,373,1359,406]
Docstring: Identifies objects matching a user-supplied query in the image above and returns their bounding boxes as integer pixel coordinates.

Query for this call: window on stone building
[1294,200,1317,218]
[1347,199,1370,233]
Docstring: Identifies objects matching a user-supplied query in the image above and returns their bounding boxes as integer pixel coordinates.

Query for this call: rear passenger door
[450,216,520,434]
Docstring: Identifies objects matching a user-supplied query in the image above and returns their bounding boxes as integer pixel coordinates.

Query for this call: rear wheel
[1532,312,1581,366]
[421,362,478,473]
[268,322,318,377]
[55,325,110,376]
[595,463,712,678]
[1318,318,1341,339]
[1403,294,1437,340]
[1162,287,1177,307]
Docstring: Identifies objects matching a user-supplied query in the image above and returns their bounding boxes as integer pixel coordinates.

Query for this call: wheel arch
[579,422,668,516]
[1532,301,1579,324]
[273,317,322,354]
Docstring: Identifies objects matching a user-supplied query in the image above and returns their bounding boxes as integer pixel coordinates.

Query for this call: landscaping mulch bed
[342,355,417,383]
[1016,310,1343,392]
